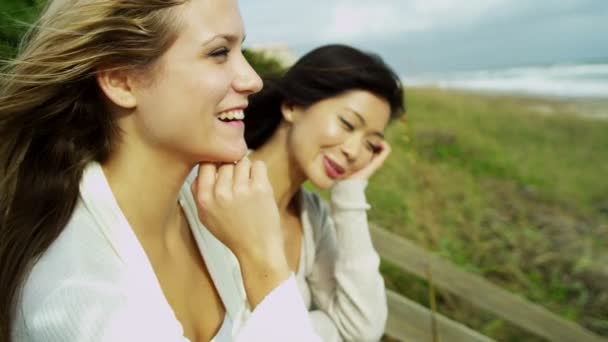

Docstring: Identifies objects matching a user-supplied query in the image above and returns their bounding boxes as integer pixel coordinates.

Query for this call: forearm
[321,180,388,340]
[330,180,376,260]
[309,310,343,342]
[237,276,322,342]
[236,250,291,308]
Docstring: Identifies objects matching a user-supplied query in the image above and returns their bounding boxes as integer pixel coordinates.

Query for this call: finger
[194,163,217,204]
[233,156,252,191]
[367,142,391,171]
[376,141,391,160]
[190,165,199,194]
[250,160,269,187]
[215,163,235,199]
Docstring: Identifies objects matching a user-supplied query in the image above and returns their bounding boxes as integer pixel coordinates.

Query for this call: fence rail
[372,225,607,342]
[385,290,495,342]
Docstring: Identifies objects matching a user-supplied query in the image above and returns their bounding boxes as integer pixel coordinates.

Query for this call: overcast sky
[240,0,608,74]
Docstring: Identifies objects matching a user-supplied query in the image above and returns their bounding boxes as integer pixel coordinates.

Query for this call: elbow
[343,324,386,342]
[364,309,388,342]
[341,306,388,342]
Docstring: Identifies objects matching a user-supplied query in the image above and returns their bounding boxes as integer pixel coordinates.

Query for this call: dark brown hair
[244,44,405,149]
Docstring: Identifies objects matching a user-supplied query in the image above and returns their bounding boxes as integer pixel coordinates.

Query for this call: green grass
[0,0,46,59]
[368,88,608,340]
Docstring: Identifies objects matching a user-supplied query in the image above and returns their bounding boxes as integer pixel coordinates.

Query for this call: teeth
[218,110,245,121]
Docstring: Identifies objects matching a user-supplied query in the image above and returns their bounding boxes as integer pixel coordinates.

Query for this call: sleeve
[305,180,388,342]
[18,282,188,342]
[236,275,322,342]
[309,310,342,342]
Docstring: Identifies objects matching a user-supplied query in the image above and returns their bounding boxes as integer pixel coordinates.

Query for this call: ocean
[402,61,608,100]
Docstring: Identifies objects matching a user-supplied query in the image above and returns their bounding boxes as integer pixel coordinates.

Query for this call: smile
[323,156,346,180]
[217,109,245,122]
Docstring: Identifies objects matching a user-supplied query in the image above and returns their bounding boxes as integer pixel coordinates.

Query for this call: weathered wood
[372,225,607,342]
[385,290,495,342]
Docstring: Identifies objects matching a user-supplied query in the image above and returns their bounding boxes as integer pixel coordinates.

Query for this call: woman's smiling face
[126,0,263,164]
[285,89,390,189]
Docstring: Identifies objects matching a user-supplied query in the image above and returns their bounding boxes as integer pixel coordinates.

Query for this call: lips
[217,109,245,121]
[216,108,246,128]
[323,156,346,180]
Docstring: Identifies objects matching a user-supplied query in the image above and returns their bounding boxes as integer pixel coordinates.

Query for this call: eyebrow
[343,107,385,139]
[201,33,246,46]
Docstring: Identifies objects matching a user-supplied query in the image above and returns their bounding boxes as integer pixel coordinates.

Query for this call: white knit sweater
[293,181,388,342]
[12,163,320,342]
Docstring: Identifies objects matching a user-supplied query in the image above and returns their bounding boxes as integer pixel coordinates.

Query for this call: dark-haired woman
[244,44,405,341]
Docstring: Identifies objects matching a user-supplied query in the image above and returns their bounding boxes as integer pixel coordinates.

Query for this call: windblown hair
[0,0,189,340]
[244,44,405,149]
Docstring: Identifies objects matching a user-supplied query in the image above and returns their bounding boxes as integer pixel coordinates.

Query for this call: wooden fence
[371,225,607,342]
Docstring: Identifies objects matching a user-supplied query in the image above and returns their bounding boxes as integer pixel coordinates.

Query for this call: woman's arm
[308,310,342,342]
[306,180,388,341]
[237,275,322,341]
[190,161,322,341]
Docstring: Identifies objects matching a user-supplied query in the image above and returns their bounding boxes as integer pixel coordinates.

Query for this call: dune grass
[367,88,608,341]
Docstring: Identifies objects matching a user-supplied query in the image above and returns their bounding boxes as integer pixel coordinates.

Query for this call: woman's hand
[191,157,290,307]
[348,141,391,181]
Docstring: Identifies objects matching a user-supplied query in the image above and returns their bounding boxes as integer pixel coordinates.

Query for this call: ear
[96,67,137,109]
[280,101,296,123]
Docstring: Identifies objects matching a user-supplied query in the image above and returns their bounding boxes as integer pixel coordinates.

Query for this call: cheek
[189,75,229,109]
[314,120,347,147]
[168,61,232,110]
[198,71,231,93]
[348,154,370,172]
[291,116,347,163]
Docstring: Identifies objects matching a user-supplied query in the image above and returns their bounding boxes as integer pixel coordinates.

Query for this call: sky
[240,0,608,74]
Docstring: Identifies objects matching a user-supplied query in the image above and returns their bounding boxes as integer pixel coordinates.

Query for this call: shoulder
[13,203,160,340]
[16,200,126,329]
[14,276,159,341]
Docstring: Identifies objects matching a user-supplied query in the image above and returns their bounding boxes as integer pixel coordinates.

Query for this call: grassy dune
[368,88,608,341]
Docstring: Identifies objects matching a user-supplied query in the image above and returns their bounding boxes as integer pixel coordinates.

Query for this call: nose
[341,134,363,163]
[233,51,263,95]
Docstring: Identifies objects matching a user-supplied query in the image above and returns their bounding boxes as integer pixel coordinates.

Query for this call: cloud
[242,0,507,45]
[240,2,333,46]
[325,0,506,40]
[327,3,406,38]
[239,0,608,72]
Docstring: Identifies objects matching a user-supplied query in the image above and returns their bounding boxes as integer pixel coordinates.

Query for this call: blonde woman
[243,44,405,341]
[0,0,320,341]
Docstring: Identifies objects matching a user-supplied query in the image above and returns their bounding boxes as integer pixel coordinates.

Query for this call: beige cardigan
[295,181,388,342]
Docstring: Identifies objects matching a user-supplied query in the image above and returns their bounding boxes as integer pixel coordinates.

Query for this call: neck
[102,132,193,247]
[249,123,306,215]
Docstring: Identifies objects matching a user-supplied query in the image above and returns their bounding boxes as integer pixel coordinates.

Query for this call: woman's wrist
[331,180,370,211]
[238,251,291,308]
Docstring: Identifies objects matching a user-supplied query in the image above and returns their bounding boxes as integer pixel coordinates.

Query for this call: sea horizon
[401,59,608,100]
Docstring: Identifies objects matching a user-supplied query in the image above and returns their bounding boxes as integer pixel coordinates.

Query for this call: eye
[209,47,230,59]
[366,141,380,153]
[339,117,355,131]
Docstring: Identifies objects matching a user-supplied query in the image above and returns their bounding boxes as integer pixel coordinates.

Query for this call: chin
[308,175,335,190]
[197,144,247,164]
[306,162,339,190]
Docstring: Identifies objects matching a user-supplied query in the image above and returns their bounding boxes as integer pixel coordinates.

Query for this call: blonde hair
[0,1,189,340]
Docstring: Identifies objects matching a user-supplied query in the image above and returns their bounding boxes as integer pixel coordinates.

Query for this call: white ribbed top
[13,162,321,342]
